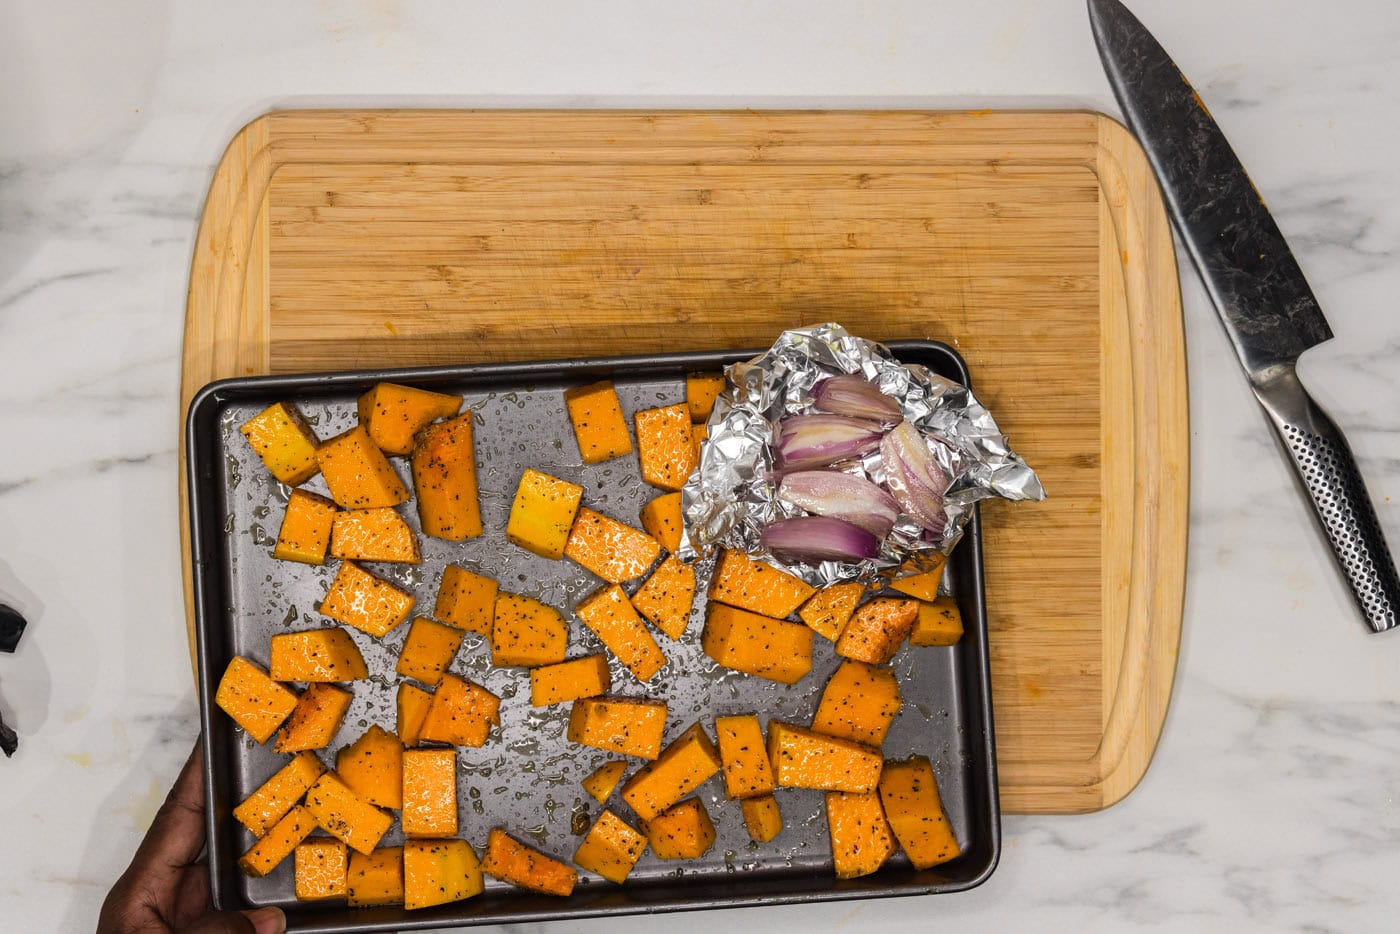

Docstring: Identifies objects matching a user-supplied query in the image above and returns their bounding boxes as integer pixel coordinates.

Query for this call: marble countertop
[3,0,1399,930]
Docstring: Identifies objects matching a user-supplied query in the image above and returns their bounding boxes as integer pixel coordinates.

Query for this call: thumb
[182,906,286,934]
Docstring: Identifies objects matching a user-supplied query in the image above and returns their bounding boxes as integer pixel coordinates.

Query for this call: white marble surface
[2,0,1399,930]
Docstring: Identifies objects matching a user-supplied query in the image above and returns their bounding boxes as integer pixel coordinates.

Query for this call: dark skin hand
[99,738,286,934]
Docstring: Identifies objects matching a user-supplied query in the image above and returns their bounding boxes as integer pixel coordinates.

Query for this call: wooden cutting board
[180,110,1186,814]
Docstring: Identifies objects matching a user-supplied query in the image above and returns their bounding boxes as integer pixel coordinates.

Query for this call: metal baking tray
[186,341,999,932]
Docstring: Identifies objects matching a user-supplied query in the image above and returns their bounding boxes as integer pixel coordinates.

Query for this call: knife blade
[1088,0,1400,633]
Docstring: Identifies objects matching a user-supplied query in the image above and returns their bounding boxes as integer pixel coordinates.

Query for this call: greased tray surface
[186,341,998,932]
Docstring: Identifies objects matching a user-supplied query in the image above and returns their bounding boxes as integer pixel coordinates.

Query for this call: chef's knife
[1088,0,1399,633]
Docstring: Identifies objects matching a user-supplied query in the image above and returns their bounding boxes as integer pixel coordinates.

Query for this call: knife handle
[1253,367,1400,633]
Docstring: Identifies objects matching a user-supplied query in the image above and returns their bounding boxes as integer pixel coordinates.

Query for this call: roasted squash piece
[741,794,783,843]
[273,489,338,564]
[567,697,667,759]
[634,403,698,491]
[336,725,403,810]
[481,828,578,896]
[329,507,421,563]
[878,755,962,869]
[691,423,708,460]
[275,682,353,753]
[396,682,433,747]
[645,797,716,859]
[701,603,813,685]
[418,674,501,747]
[797,582,865,642]
[766,721,883,793]
[887,553,948,601]
[620,722,721,820]
[234,751,327,837]
[433,564,498,634]
[564,380,634,464]
[315,425,410,509]
[491,593,568,667]
[303,772,394,855]
[910,595,964,646]
[563,507,661,584]
[357,382,462,456]
[294,838,348,900]
[403,839,483,910]
[215,656,298,744]
[686,372,726,422]
[639,492,684,555]
[575,585,667,682]
[835,597,919,665]
[401,748,458,838]
[581,760,628,804]
[629,555,696,640]
[395,617,465,687]
[529,654,611,706]
[708,549,816,618]
[714,714,776,799]
[240,402,320,486]
[320,561,415,638]
[811,660,902,746]
[347,847,402,907]
[506,468,583,559]
[826,789,896,879]
[573,810,647,884]
[239,805,316,877]
[411,413,483,540]
[270,628,368,683]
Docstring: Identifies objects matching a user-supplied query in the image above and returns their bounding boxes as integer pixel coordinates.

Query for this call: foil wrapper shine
[680,322,1045,585]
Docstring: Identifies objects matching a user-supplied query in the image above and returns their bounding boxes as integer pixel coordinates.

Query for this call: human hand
[98,737,286,933]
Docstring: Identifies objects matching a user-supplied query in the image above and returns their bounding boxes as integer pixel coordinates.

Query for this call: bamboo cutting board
[180,110,1186,814]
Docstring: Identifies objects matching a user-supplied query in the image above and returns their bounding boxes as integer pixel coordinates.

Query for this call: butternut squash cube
[811,660,902,746]
[701,603,813,685]
[411,413,483,540]
[356,382,462,456]
[691,423,708,460]
[564,380,633,464]
[798,582,866,642]
[826,789,896,879]
[714,714,776,799]
[234,751,327,837]
[316,425,410,509]
[401,748,458,838]
[273,490,338,564]
[766,721,883,793]
[433,564,498,634]
[529,654,611,707]
[563,507,661,584]
[888,553,948,601]
[491,593,569,667]
[573,810,646,884]
[567,697,667,759]
[481,827,578,896]
[741,794,783,843]
[418,674,501,747]
[634,403,697,491]
[878,755,962,869]
[708,549,816,618]
[396,682,433,747]
[336,725,402,810]
[347,847,402,907]
[506,468,583,559]
[575,585,667,682]
[835,597,919,665]
[645,797,716,860]
[395,617,465,687]
[686,372,726,422]
[275,682,353,753]
[320,561,415,638]
[581,760,627,804]
[620,722,722,820]
[303,772,394,855]
[639,492,684,555]
[215,656,298,744]
[329,507,421,563]
[270,628,368,683]
[240,402,320,486]
[294,838,348,901]
[629,555,696,640]
[239,805,315,877]
[910,596,964,647]
[403,839,483,910]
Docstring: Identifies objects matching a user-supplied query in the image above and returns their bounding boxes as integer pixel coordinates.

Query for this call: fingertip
[242,906,286,934]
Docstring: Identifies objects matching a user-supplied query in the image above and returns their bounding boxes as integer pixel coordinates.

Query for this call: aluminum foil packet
[680,322,1045,586]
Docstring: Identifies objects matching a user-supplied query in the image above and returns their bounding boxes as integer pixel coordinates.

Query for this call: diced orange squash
[910,596,964,646]
[320,561,415,638]
[329,507,421,563]
[714,714,775,799]
[567,697,668,759]
[686,372,726,422]
[573,810,647,884]
[418,674,501,747]
[811,660,901,746]
[575,585,667,682]
[276,682,353,753]
[741,795,783,843]
[401,748,458,838]
[295,838,348,900]
[395,617,465,687]
[396,682,433,747]
[620,722,721,820]
[240,402,320,486]
[645,797,716,859]
[433,564,498,634]
[563,508,661,584]
[411,413,483,540]
[529,655,611,706]
[639,492,684,554]
[215,656,298,744]
[491,593,569,667]
[634,404,697,491]
[336,725,403,810]
[234,751,327,837]
[691,423,707,459]
[888,553,948,601]
[316,425,410,509]
[629,555,696,640]
[506,468,583,559]
[481,828,578,896]
[357,382,462,456]
[826,789,896,879]
[270,628,368,683]
[701,603,813,685]
[403,839,483,910]
[708,549,816,618]
[273,490,338,564]
[766,721,883,793]
[879,756,962,869]
[239,805,315,877]
[581,760,627,803]
[798,582,866,642]
[303,772,394,856]
[835,597,919,665]
[564,380,633,464]
[347,847,403,907]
